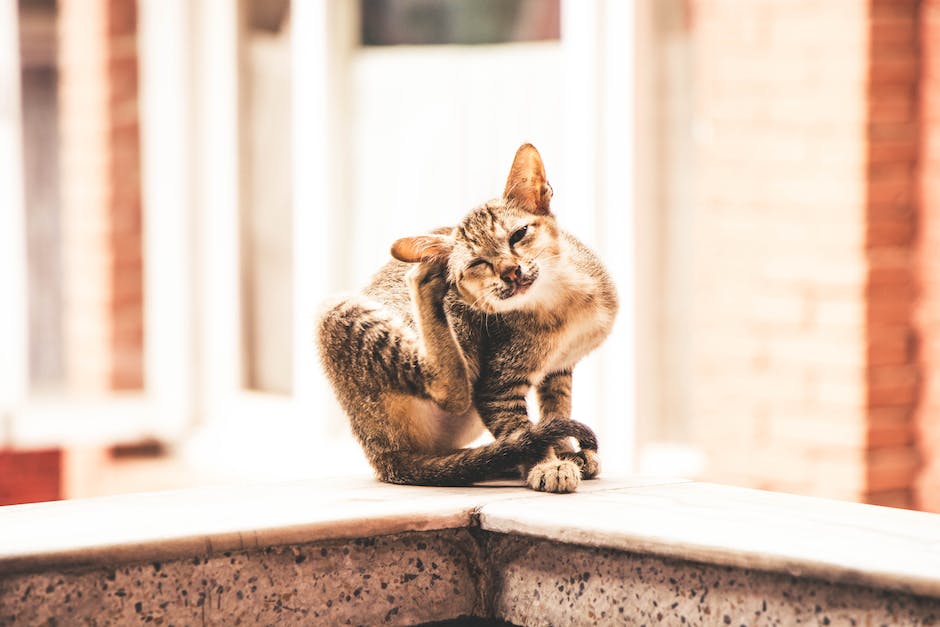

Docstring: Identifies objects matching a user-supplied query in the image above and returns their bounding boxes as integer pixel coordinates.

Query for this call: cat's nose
[500,264,521,283]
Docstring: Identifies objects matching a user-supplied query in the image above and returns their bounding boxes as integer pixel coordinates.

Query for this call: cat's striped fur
[316,144,617,492]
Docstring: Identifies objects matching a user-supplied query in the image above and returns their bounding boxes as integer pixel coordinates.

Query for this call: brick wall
[688,0,923,506]
[0,450,62,506]
[865,0,920,509]
[916,0,940,512]
[689,0,871,500]
[57,0,142,393]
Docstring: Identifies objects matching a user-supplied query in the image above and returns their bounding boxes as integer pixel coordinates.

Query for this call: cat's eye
[509,225,529,246]
[467,258,488,270]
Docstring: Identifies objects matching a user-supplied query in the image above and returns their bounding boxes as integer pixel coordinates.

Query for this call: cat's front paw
[526,458,581,493]
[406,261,449,301]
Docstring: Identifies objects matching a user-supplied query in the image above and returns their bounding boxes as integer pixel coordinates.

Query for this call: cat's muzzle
[498,267,538,299]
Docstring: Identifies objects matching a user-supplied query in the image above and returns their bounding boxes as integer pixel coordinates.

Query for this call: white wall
[0,0,29,434]
[347,42,565,289]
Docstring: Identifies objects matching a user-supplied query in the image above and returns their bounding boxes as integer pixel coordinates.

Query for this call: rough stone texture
[4,479,940,625]
[487,534,940,627]
[6,527,940,626]
[0,529,483,626]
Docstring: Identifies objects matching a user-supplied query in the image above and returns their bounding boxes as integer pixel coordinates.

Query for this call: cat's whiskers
[468,292,489,312]
[532,245,550,261]
[532,248,562,265]
[466,292,499,336]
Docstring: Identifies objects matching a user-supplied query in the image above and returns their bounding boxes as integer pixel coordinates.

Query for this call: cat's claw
[527,458,581,493]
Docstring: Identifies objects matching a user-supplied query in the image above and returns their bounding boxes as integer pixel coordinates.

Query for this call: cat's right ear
[504,143,553,215]
[390,235,453,263]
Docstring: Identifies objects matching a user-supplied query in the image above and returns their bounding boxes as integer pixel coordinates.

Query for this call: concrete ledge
[2,477,940,624]
[487,534,940,626]
[1,529,484,625]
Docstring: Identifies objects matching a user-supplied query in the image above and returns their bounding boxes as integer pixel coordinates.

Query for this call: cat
[316,144,618,493]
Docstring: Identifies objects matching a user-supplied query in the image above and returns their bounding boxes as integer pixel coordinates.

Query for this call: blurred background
[1,0,938,513]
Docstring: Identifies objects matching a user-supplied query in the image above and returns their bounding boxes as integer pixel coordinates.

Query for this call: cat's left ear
[504,143,553,215]
[390,235,453,263]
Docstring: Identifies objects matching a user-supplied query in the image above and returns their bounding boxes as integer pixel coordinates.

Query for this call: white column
[291,0,355,434]
[138,0,195,437]
[197,0,242,426]
[560,0,601,239]
[560,0,602,458]
[0,0,28,440]
[598,0,638,474]
[561,0,637,474]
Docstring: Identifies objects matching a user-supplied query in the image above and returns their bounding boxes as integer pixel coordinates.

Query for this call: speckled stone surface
[486,533,940,627]
[480,481,940,597]
[0,476,683,575]
[0,529,482,626]
[3,477,940,625]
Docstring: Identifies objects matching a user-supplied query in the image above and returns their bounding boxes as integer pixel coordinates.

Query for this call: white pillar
[138,0,196,437]
[599,0,638,474]
[197,0,242,427]
[291,0,355,434]
[561,0,637,474]
[0,0,28,440]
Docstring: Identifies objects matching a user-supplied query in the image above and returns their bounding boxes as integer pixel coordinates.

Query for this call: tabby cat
[317,144,618,493]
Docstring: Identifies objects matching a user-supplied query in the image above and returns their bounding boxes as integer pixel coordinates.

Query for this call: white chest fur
[526,247,617,385]
[534,305,614,385]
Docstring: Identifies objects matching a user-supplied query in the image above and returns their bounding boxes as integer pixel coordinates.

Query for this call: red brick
[867,222,915,247]
[866,446,920,492]
[869,422,914,448]
[871,0,918,19]
[868,302,915,325]
[870,58,920,85]
[916,0,940,512]
[865,489,914,509]
[869,139,918,161]
[107,0,136,35]
[59,0,143,392]
[0,450,63,505]
[867,179,914,204]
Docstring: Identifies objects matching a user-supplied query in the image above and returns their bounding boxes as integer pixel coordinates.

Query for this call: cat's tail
[372,419,597,487]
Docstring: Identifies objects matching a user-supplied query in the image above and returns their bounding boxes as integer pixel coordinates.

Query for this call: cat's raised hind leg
[317,261,471,417]
[407,261,472,415]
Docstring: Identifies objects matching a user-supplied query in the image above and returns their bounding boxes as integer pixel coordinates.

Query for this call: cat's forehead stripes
[457,203,518,252]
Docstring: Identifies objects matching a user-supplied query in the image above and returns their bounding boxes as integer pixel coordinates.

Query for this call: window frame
[0,0,193,448]
[2,0,643,475]
[186,0,342,446]
[185,0,642,469]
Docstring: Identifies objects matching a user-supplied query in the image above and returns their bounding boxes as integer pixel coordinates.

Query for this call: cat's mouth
[497,269,538,300]
[499,283,530,299]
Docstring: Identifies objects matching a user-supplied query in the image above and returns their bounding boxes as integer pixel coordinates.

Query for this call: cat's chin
[486,267,567,313]
[499,281,533,300]
[486,284,545,313]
